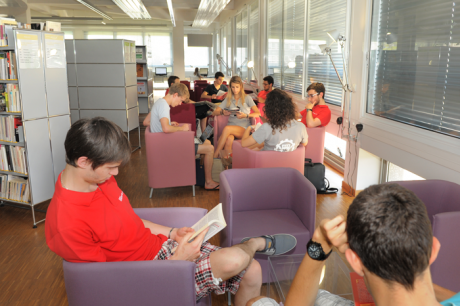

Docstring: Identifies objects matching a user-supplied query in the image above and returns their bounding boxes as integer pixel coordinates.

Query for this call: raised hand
[170,228,209,262]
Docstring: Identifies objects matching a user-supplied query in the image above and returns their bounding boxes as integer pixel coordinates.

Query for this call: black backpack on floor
[304,158,338,194]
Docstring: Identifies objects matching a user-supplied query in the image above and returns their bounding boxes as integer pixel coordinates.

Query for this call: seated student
[211,76,260,158]
[45,116,298,306]
[256,76,274,121]
[241,89,308,152]
[201,71,228,103]
[165,75,180,95]
[191,67,202,81]
[297,82,332,128]
[149,83,219,190]
[247,183,460,306]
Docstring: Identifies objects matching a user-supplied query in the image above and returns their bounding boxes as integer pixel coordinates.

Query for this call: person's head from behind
[168,75,180,88]
[263,76,274,92]
[264,89,296,133]
[215,71,225,86]
[168,83,190,107]
[194,67,199,75]
[346,183,440,292]
[65,117,131,184]
[306,82,325,105]
[226,76,246,107]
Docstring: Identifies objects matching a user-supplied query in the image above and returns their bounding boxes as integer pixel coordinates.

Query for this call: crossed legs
[210,238,267,306]
[213,125,246,158]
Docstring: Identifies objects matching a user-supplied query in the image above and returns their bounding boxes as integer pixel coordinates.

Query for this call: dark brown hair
[347,183,433,290]
[264,89,297,134]
[168,75,179,87]
[65,117,131,170]
[307,82,326,99]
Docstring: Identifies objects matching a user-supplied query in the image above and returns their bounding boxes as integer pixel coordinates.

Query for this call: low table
[267,252,353,303]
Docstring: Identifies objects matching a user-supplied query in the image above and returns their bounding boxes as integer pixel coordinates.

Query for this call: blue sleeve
[441,292,460,306]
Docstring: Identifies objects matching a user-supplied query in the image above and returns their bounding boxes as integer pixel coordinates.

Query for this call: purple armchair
[63,207,211,306]
[305,126,326,164]
[213,115,256,147]
[394,180,460,292]
[145,126,196,197]
[220,167,316,283]
[232,140,305,175]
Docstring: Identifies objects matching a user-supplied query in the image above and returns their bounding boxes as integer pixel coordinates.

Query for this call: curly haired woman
[242,89,308,152]
[211,76,260,158]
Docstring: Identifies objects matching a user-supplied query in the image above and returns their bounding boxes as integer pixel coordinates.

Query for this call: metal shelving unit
[0,29,71,228]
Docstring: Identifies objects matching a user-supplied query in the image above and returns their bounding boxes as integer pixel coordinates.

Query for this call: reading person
[256,76,274,121]
[45,116,298,306]
[241,89,308,152]
[247,183,460,306]
[149,83,219,190]
[296,82,331,128]
[201,71,228,102]
[211,76,260,158]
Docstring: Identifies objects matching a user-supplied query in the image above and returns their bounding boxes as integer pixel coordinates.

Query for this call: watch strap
[306,239,332,261]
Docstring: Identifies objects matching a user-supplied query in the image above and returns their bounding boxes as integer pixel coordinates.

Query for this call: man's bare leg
[197,140,219,189]
[200,117,207,134]
[213,125,245,158]
[209,237,267,306]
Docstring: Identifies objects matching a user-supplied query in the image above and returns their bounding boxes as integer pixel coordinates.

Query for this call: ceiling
[1,0,236,28]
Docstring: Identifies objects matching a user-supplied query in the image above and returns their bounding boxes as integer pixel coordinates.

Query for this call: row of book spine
[0,51,17,80]
[0,24,14,47]
[0,116,23,143]
[0,144,27,175]
[0,83,20,112]
[0,174,29,203]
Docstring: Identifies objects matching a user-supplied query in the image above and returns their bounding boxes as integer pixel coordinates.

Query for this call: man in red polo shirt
[45,117,297,306]
[257,76,274,121]
[297,82,331,128]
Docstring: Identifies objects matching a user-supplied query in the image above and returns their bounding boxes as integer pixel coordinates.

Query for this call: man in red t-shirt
[45,117,297,305]
[257,76,274,121]
[297,82,331,128]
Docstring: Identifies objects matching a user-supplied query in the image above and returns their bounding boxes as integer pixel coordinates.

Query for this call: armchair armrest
[134,207,208,228]
[63,260,197,306]
[289,171,317,236]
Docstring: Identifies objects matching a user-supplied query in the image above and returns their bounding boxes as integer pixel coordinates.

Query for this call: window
[184,35,210,77]
[144,32,172,68]
[236,9,248,81]
[85,32,114,39]
[63,31,74,39]
[367,0,460,138]
[305,0,348,105]
[267,0,305,94]
[248,1,259,81]
[116,32,143,45]
[386,162,424,182]
[226,22,232,72]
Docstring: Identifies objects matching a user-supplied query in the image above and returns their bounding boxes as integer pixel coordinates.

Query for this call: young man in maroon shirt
[45,117,297,306]
[297,82,332,128]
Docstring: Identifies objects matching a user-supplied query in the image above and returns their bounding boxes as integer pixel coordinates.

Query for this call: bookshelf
[136,45,153,114]
[0,29,71,228]
[66,39,141,152]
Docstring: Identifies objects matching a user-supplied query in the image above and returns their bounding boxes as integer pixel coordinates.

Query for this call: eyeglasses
[307,93,319,98]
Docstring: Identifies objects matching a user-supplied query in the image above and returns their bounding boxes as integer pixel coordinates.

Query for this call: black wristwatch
[306,108,313,112]
[306,239,332,261]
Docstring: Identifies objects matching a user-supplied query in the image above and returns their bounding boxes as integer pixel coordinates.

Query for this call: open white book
[188,203,227,243]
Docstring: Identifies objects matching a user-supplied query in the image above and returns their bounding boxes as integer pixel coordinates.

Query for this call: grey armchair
[63,207,211,306]
[394,180,460,292]
[220,167,316,283]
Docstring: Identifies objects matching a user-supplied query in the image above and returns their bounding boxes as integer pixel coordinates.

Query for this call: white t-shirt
[150,98,170,133]
[252,120,308,152]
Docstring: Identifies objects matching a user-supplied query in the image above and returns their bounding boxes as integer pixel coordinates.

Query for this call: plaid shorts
[154,239,247,302]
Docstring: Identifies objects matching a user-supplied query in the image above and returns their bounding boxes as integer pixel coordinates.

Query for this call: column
[172,19,185,79]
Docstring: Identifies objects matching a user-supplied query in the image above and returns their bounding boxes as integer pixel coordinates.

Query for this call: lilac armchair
[232,140,305,175]
[220,167,316,282]
[145,126,196,197]
[393,180,460,292]
[305,126,326,164]
[63,207,211,306]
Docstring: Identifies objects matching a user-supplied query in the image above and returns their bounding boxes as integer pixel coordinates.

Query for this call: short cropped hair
[263,76,274,85]
[307,82,325,99]
[215,71,224,79]
[65,117,131,170]
[347,183,433,290]
[169,83,190,99]
[168,76,179,87]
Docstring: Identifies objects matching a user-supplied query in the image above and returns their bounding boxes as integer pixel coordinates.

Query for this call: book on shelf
[0,83,20,112]
[137,63,144,77]
[0,174,29,202]
[0,51,17,80]
[0,19,16,47]
[0,144,27,174]
[188,203,227,243]
[0,116,22,142]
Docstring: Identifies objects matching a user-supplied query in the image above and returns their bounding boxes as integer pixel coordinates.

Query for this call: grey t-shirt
[224,95,256,128]
[150,98,170,133]
[252,120,308,152]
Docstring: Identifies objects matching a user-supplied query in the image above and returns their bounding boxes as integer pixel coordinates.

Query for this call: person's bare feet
[204,181,219,190]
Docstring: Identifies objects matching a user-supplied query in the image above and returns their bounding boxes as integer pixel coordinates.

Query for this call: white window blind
[220,27,226,73]
[184,35,210,75]
[226,22,232,72]
[267,0,305,94]
[236,9,249,81]
[367,0,460,138]
[248,0,259,81]
[85,31,114,39]
[116,32,143,45]
[306,0,347,105]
